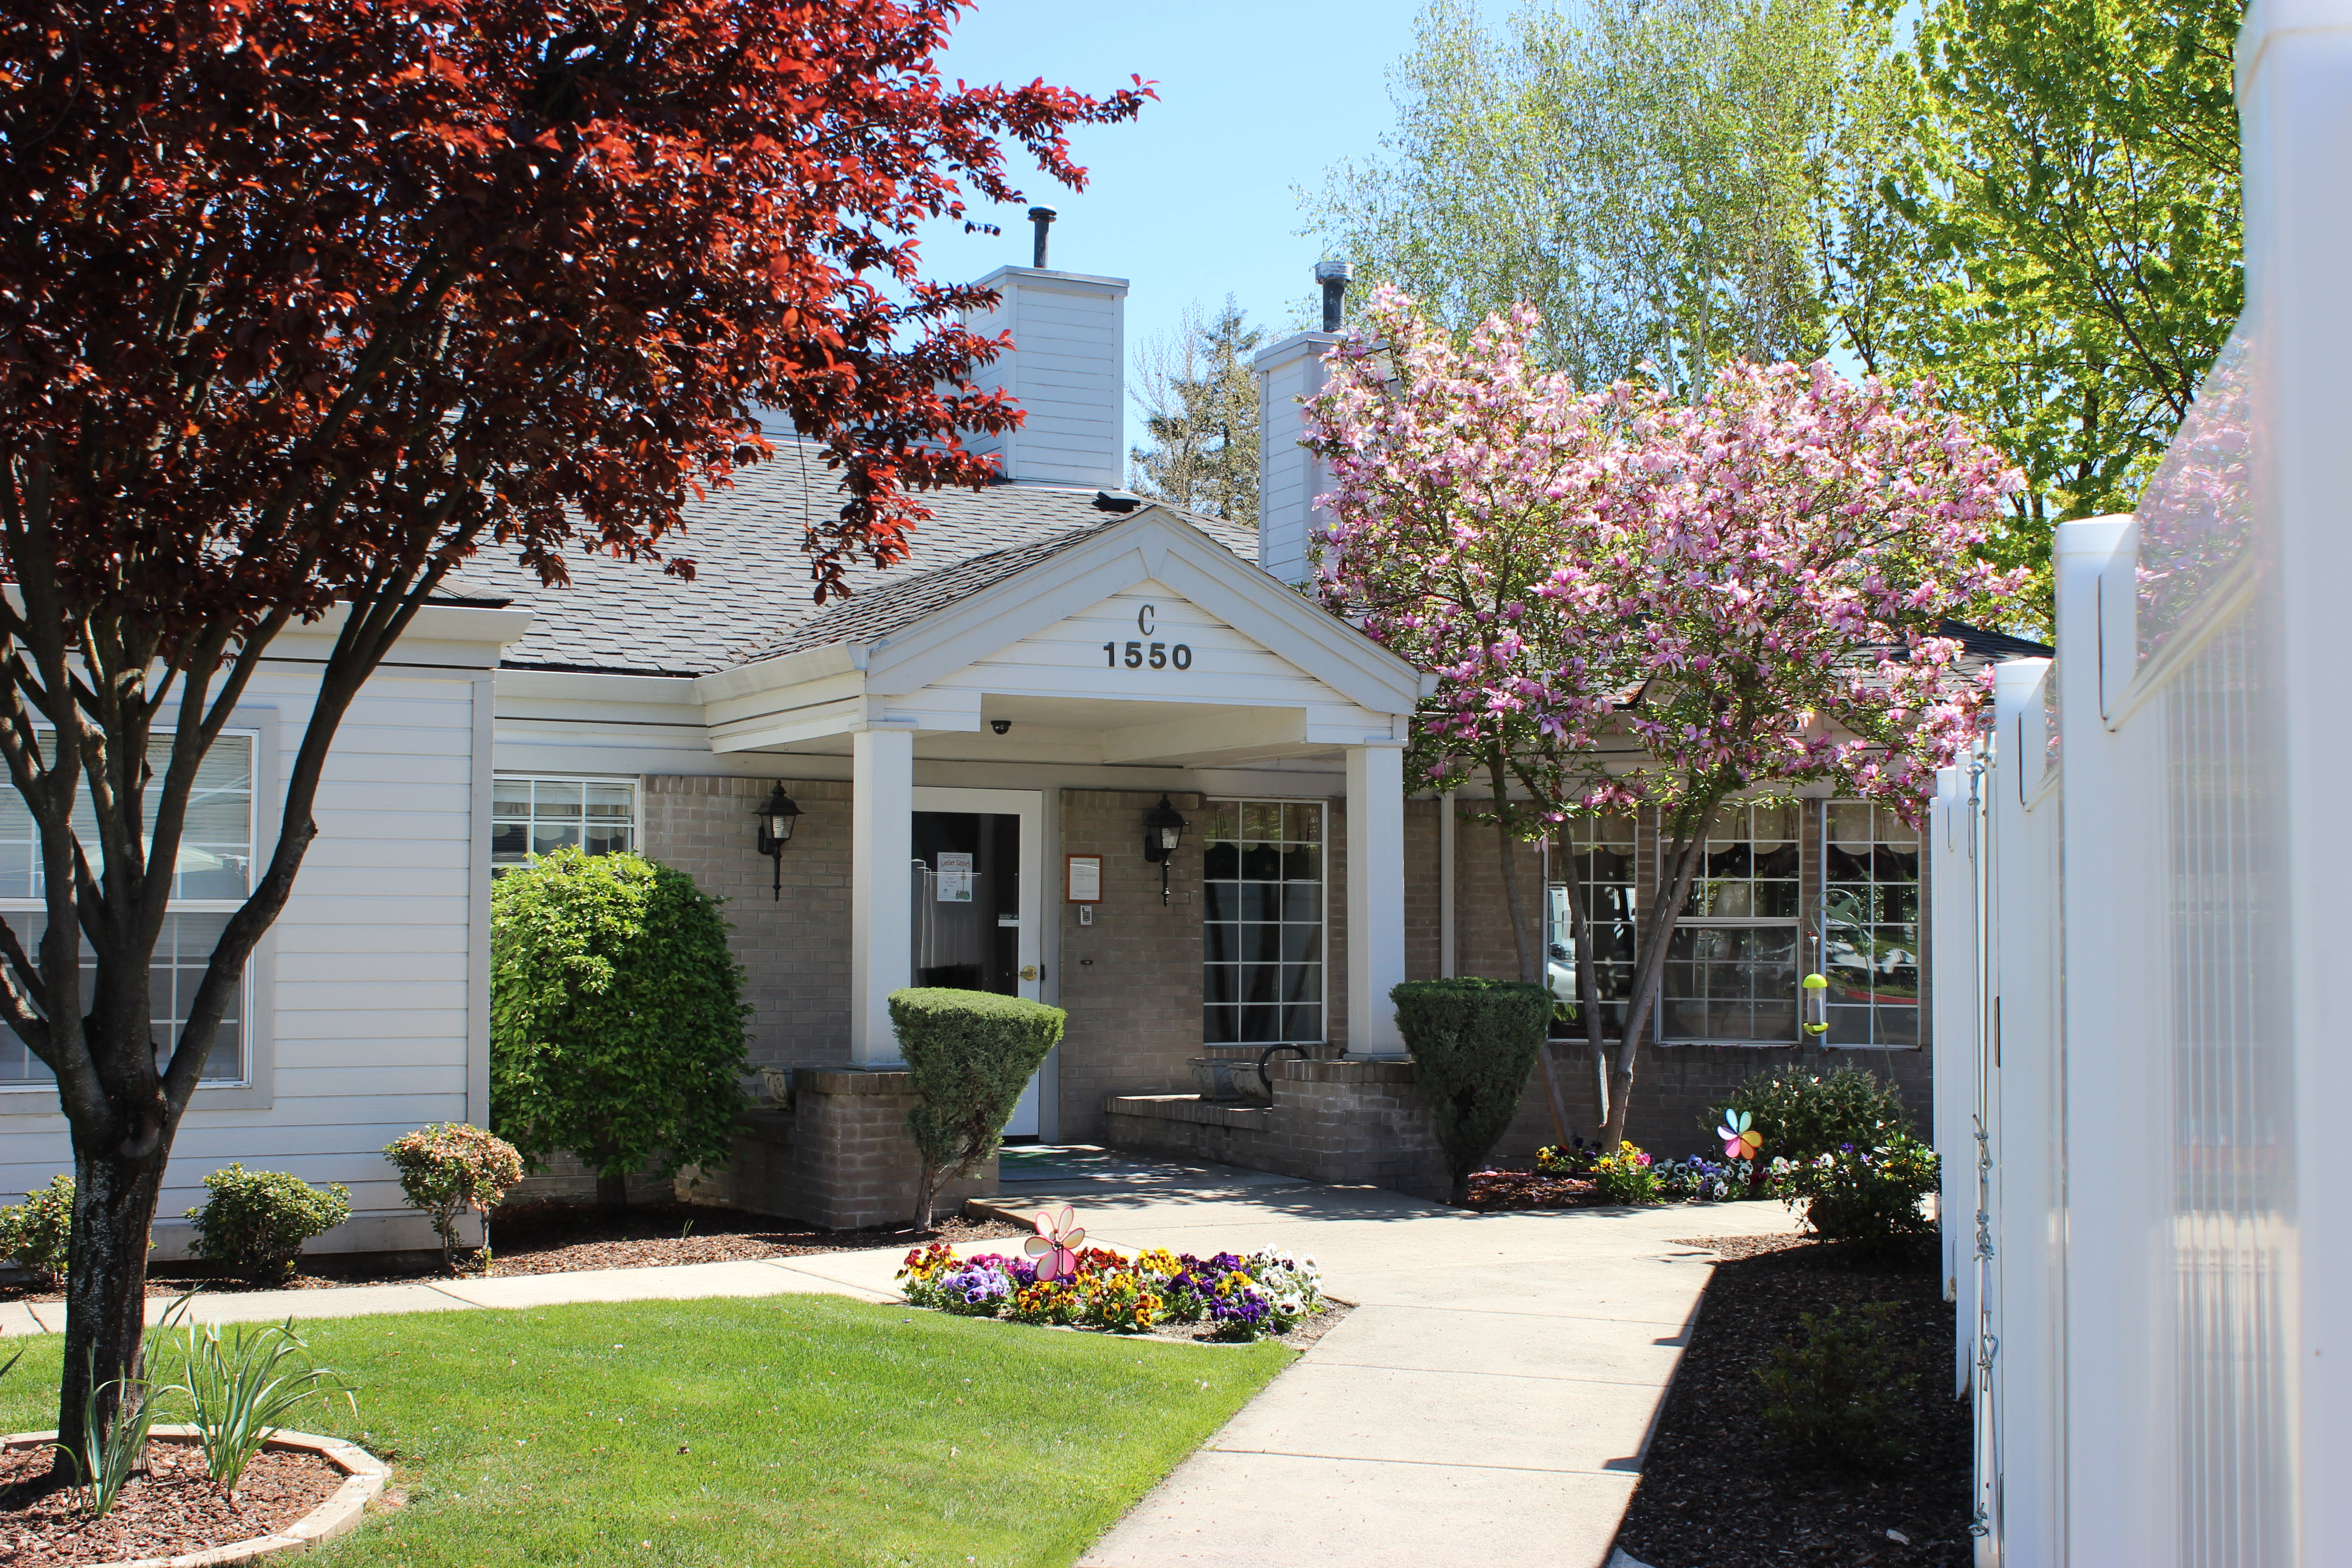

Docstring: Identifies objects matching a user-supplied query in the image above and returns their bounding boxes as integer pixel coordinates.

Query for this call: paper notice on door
[935,852,974,902]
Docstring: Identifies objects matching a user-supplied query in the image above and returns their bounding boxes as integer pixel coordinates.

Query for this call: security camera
[991,720,1011,735]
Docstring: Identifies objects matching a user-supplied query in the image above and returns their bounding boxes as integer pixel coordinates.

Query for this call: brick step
[1196,1044,1345,1062]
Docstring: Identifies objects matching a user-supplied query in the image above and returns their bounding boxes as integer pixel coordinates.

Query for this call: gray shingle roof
[449,441,1257,676]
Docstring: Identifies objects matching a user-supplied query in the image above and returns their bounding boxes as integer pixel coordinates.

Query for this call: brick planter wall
[1104,1057,1447,1201]
[696,1070,996,1230]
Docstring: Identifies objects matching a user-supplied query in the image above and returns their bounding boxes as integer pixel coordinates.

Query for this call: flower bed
[897,1243,1326,1341]
[1530,1139,1803,1206]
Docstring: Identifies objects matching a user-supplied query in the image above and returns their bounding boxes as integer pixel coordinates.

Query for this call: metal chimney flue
[1029,206,1058,270]
[1314,258,1352,333]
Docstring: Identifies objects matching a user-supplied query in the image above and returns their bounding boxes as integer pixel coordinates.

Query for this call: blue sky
[912,0,1436,457]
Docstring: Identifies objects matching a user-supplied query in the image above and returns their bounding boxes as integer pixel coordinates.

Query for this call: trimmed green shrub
[1788,1131,1941,1259]
[384,1122,526,1275]
[1757,1301,1918,1469]
[491,846,752,1207]
[1391,978,1552,1204]
[891,987,1065,1227]
[0,1173,74,1286]
[184,1165,352,1284]
[1710,1064,1911,1165]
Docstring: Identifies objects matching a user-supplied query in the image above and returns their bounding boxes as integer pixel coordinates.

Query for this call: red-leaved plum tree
[1307,287,2022,1152]
[0,0,1146,1449]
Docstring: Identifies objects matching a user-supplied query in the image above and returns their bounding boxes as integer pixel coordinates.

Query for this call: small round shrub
[1710,1064,1911,1164]
[1786,1132,1941,1259]
[0,1174,74,1286]
[1757,1300,1919,1470]
[384,1122,525,1274]
[185,1165,351,1284]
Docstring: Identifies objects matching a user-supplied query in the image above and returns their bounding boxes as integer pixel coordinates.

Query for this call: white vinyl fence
[1927,2,2352,1563]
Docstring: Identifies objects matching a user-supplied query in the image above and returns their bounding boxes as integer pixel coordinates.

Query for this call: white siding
[959,267,1127,490]
[1254,332,1340,586]
[0,617,511,1260]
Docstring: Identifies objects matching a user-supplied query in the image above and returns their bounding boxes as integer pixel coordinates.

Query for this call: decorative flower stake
[1718,1108,1763,1161]
[1024,1205,1086,1282]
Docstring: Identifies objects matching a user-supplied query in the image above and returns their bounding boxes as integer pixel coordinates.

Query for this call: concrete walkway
[989,1147,1800,1568]
[2,1148,1800,1568]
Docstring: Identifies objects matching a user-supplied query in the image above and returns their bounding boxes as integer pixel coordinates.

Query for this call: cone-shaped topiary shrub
[491,846,751,1208]
[891,988,1065,1227]
[1392,978,1553,1204]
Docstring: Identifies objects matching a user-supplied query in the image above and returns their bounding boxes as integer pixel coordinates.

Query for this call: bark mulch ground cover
[1613,1233,1971,1568]
[1465,1169,1608,1209]
[0,1440,341,1566]
[0,1201,1028,1303]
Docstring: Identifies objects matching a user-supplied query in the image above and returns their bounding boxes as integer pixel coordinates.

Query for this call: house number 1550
[1103,603,1192,670]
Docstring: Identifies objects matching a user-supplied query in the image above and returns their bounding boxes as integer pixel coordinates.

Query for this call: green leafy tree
[1128,298,1262,523]
[490,848,751,1208]
[1838,0,2243,625]
[1309,0,1890,395]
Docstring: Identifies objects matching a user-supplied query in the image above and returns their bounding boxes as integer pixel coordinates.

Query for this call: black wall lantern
[755,782,802,900]
[1142,794,1188,905]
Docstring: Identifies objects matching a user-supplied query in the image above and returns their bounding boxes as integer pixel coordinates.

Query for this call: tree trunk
[1597,813,1716,1153]
[1489,755,1535,985]
[56,1139,171,1459]
[595,1169,628,1211]
[1559,850,1610,1137]
[912,1165,939,1234]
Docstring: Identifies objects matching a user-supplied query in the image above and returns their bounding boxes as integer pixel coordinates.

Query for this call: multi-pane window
[0,735,254,1087]
[1201,800,1323,1046]
[1659,803,1801,1043]
[492,776,637,867]
[1546,815,1637,1036]
[1823,801,1924,1047]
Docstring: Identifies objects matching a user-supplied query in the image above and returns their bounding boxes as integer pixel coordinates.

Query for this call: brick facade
[1053,789,1206,1142]
[641,774,855,1070]
[696,1070,996,1230]
[1103,1057,1446,1200]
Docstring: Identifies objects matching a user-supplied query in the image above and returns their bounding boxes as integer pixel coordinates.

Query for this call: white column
[850,726,915,1066]
[1345,743,1408,1058]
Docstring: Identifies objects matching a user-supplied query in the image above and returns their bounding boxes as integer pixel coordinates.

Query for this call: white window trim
[1654,801,1804,1047]
[1819,796,1927,1052]
[0,706,279,1113]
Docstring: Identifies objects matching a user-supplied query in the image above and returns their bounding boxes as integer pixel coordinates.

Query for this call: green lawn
[0,1294,1290,1567]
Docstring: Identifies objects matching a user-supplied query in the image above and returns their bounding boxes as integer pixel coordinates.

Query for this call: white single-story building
[2,249,2003,1252]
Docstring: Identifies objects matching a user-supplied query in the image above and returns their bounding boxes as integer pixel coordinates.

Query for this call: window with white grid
[492,776,638,867]
[1201,799,1324,1046]
[0,733,254,1087]
[1822,800,1924,1047]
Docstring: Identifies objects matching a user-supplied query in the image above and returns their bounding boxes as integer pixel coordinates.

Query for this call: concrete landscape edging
[0,1425,387,1567]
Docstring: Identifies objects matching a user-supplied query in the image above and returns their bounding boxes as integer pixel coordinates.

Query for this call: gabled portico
[687,504,1428,1070]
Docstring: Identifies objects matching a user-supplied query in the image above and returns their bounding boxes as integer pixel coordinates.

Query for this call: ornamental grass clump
[384,1122,525,1275]
[184,1165,351,1285]
[1757,1300,1918,1470]
[167,1316,353,1493]
[890,988,1066,1227]
[1391,978,1552,1204]
[0,1173,75,1288]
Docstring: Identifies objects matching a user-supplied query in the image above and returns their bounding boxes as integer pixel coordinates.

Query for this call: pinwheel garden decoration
[1718,1108,1764,1161]
[1025,1205,1086,1282]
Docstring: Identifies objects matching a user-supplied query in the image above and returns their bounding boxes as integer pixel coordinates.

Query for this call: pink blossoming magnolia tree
[1305,287,2024,1152]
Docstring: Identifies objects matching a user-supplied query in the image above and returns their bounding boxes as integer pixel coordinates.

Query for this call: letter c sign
[1136,603,1156,636]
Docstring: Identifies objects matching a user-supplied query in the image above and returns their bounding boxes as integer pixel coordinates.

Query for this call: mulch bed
[1612,1233,1970,1568]
[1465,1169,1608,1209]
[0,1202,1028,1303]
[0,1439,341,1565]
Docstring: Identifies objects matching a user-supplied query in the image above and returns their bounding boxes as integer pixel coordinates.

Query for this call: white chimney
[959,221,1127,490]
[1253,262,1352,584]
